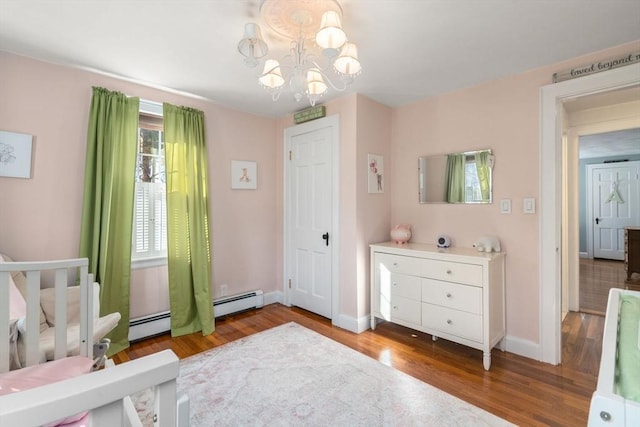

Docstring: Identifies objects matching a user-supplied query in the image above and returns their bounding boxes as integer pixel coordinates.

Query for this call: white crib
[588,288,640,427]
[0,257,189,426]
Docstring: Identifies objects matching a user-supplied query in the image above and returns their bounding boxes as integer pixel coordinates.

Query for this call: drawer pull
[393,262,398,266]
[393,282,397,287]
[446,269,452,274]
[446,319,452,325]
[446,293,452,298]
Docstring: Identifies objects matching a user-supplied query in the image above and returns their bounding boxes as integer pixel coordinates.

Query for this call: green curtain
[445,153,466,203]
[79,87,139,355]
[475,151,491,202]
[163,102,214,337]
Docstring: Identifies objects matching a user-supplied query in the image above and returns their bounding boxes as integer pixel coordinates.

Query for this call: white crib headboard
[0,258,93,372]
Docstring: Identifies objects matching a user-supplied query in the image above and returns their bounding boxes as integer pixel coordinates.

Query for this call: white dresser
[370,242,506,370]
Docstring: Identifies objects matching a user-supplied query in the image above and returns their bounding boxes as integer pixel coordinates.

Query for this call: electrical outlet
[220,284,228,297]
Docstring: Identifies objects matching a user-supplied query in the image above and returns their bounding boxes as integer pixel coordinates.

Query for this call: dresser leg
[371,316,377,330]
[432,335,438,341]
[483,353,491,370]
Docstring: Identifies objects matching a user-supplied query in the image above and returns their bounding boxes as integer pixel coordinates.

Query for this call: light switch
[500,199,511,214]
[523,198,536,214]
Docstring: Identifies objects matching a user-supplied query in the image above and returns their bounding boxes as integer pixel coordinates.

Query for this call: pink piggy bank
[390,224,412,244]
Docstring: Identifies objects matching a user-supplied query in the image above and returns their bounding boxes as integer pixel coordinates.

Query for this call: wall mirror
[418,149,493,204]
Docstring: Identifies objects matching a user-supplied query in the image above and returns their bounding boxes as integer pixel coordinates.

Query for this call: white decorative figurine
[473,236,501,252]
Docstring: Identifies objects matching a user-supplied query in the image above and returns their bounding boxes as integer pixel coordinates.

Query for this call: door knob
[322,232,329,246]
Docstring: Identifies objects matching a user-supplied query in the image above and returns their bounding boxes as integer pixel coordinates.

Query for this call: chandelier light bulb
[333,42,362,76]
[316,10,346,54]
[259,59,285,88]
[307,69,328,96]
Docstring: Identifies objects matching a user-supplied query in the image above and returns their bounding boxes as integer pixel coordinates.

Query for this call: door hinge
[288,279,291,289]
[289,150,292,161]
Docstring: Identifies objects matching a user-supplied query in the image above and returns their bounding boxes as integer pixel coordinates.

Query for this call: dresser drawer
[421,278,482,314]
[389,273,421,300]
[391,295,421,325]
[422,259,482,286]
[422,303,482,342]
[376,253,423,276]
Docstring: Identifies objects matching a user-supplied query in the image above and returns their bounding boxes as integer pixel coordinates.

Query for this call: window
[132,102,167,266]
[464,159,482,202]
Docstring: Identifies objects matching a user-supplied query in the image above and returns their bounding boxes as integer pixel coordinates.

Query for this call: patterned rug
[134,322,514,426]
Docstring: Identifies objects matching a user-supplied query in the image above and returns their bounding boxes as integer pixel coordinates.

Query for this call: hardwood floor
[114,304,603,426]
[579,258,626,315]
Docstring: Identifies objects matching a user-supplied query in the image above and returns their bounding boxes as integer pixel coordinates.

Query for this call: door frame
[540,62,640,365]
[283,114,340,322]
[565,119,640,312]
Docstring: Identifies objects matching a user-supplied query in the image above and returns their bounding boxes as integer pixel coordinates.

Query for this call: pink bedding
[0,355,94,426]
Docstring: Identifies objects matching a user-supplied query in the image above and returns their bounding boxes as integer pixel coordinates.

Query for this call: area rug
[134,322,514,426]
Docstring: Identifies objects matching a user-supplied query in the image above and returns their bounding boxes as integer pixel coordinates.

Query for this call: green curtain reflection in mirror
[445,153,466,203]
[475,150,491,202]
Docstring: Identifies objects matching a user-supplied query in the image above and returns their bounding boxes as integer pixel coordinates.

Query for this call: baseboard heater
[129,290,264,342]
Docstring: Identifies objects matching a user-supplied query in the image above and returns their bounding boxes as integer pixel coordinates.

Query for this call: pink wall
[355,96,392,319]
[2,39,638,346]
[0,52,278,318]
[390,41,640,343]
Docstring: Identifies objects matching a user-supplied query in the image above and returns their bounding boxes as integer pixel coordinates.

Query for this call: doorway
[587,159,640,261]
[540,63,640,365]
[283,115,340,320]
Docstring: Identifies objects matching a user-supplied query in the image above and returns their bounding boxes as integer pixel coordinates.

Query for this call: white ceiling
[1,0,639,118]
[579,128,640,159]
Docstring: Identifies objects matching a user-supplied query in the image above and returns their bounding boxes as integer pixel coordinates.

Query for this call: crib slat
[155,375,178,426]
[91,400,125,427]
[24,270,41,367]
[80,269,93,359]
[54,268,68,360]
[0,273,10,373]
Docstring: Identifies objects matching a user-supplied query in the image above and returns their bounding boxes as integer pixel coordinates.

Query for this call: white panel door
[590,161,640,260]
[286,121,335,318]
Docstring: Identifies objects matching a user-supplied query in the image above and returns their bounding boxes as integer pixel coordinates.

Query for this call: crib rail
[0,258,93,372]
[588,288,640,426]
[0,350,180,426]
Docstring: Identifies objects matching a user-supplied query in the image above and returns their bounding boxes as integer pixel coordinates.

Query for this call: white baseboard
[333,313,369,333]
[503,334,541,362]
[263,290,283,306]
[579,252,589,259]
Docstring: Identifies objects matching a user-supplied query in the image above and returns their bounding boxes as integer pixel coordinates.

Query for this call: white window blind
[132,108,167,263]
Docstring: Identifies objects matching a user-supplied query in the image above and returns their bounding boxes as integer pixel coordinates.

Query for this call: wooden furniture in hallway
[115,303,602,426]
[625,227,640,291]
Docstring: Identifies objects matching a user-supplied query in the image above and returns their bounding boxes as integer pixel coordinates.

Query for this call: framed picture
[368,154,384,193]
[0,130,33,179]
[231,160,257,190]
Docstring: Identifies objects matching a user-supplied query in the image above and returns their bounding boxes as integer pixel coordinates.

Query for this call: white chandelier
[237,0,362,107]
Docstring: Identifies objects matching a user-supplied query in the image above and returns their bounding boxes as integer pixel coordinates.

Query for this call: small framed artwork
[0,130,33,179]
[231,160,257,190]
[368,154,384,193]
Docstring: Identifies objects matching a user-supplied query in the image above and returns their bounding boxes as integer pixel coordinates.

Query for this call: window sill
[132,257,167,270]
